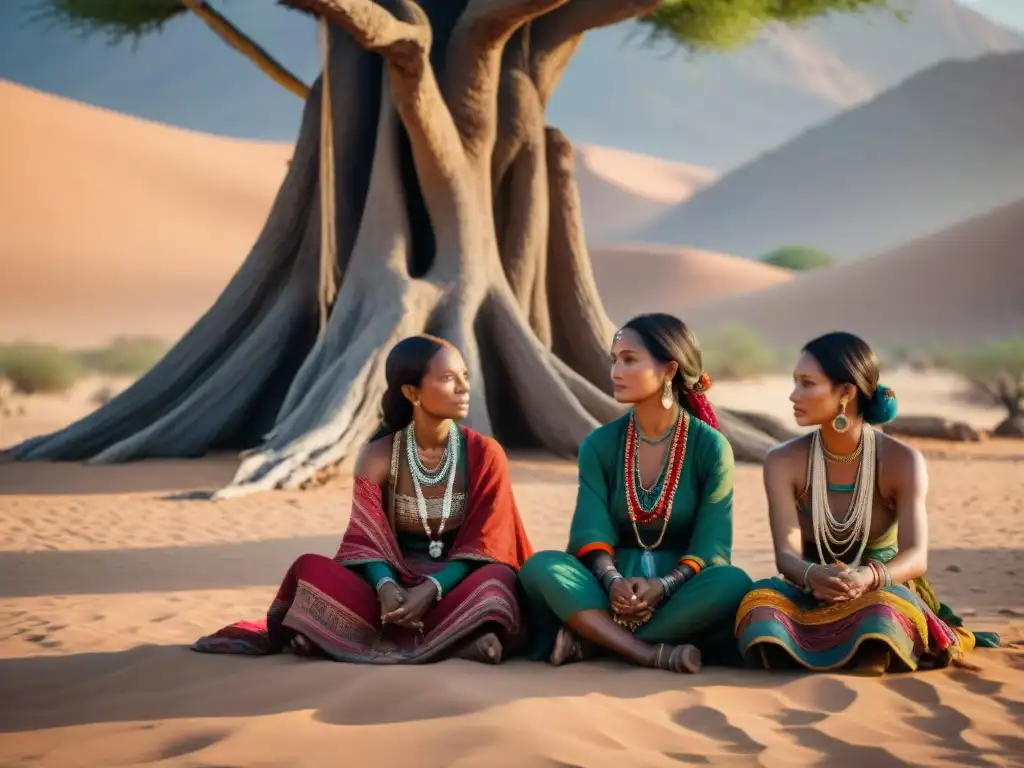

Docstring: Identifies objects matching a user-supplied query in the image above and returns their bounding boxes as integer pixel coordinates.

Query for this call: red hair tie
[686,392,719,430]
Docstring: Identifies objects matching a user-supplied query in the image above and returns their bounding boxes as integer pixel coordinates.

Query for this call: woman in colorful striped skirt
[735,332,998,673]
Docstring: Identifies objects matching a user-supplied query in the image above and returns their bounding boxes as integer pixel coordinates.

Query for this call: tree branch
[283,0,428,53]
[530,0,661,104]
[445,0,569,166]
[283,0,473,253]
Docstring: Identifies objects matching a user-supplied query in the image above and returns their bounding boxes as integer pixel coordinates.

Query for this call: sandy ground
[709,368,1012,434]
[1,392,1022,767]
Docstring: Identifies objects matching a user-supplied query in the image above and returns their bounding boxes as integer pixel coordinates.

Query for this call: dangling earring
[660,379,674,410]
[832,398,850,433]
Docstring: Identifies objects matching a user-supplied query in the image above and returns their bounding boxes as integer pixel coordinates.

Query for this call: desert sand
[687,198,1024,348]
[1,385,1023,767]
[2,62,1024,768]
[573,145,716,241]
[590,244,793,325]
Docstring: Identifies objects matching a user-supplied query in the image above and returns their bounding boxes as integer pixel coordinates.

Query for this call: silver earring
[660,379,674,409]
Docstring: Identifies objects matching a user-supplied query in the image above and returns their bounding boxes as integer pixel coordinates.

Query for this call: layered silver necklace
[404,421,460,559]
[809,426,876,567]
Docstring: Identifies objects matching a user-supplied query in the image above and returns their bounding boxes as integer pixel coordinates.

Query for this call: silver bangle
[600,569,623,592]
[424,574,443,601]
[375,576,399,593]
[659,576,674,598]
[800,562,815,593]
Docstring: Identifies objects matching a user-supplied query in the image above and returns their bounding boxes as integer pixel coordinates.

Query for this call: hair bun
[863,384,898,425]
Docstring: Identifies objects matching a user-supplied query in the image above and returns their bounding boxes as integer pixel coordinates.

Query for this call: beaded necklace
[624,409,689,577]
[404,421,460,559]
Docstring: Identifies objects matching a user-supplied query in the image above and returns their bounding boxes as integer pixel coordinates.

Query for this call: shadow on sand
[1,643,1021,767]
[0,455,242,496]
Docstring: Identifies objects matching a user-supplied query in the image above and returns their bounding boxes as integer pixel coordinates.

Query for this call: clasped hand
[379,581,436,632]
[609,577,666,623]
[807,563,875,603]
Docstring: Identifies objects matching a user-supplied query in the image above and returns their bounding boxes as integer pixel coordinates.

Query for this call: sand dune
[0,81,715,347]
[590,244,794,325]
[0,80,291,347]
[632,51,1024,261]
[573,145,716,242]
[687,198,1024,347]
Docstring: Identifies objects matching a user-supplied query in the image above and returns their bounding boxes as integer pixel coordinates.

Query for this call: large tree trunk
[6,0,777,495]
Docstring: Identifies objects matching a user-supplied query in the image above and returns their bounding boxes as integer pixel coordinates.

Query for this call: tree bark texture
[7,0,778,495]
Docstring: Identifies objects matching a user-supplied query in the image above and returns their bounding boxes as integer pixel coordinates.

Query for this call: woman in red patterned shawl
[193,335,534,664]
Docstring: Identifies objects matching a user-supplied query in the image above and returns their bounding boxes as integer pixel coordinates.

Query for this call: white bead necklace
[405,422,460,559]
[809,426,876,567]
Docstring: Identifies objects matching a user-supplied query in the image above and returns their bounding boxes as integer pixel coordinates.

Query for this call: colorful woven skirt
[735,577,977,672]
[192,553,522,663]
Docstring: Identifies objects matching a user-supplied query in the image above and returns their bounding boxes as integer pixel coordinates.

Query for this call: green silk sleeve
[361,560,397,588]
[431,560,473,596]
[681,428,735,570]
[567,429,620,559]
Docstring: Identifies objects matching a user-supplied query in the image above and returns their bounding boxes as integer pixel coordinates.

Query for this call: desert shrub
[701,325,785,380]
[933,337,1024,433]
[761,245,835,271]
[0,343,81,394]
[78,335,169,377]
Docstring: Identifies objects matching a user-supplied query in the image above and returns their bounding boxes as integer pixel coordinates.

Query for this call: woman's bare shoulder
[765,432,812,475]
[877,431,926,485]
[355,434,394,485]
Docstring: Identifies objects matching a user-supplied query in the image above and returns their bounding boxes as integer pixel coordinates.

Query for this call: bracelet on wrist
[376,576,399,594]
[800,561,815,594]
[424,575,443,601]
[600,569,624,592]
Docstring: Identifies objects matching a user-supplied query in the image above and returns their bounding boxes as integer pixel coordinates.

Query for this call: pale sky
[955,0,1024,33]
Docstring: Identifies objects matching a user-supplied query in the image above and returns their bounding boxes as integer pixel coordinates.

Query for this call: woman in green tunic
[519,314,753,673]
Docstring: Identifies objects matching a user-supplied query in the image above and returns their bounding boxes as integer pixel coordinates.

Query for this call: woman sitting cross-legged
[192,334,533,664]
[734,331,1000,674]
[518,313,753,674]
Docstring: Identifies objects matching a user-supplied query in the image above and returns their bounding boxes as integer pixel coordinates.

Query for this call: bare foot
[548,626,586,666]
[289,633,318,658]
[651,643,702,674]
[848,646,891,676]
[454,632,504,665]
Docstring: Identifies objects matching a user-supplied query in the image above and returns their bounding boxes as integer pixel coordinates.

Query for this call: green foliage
[640,0,897,52]
[700,325,786,380]
[30,0,188,45]
[761,245,835,271]
[935,338,1024,382]
[35,0,901,52]
[78,335,170,376]
[0,343,82,395]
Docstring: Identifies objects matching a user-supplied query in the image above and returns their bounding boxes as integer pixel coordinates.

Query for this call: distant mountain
[0,0,1018,170]
[630,51,1024,261]
[686,198,1024,348]
[955,0,1024,33]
